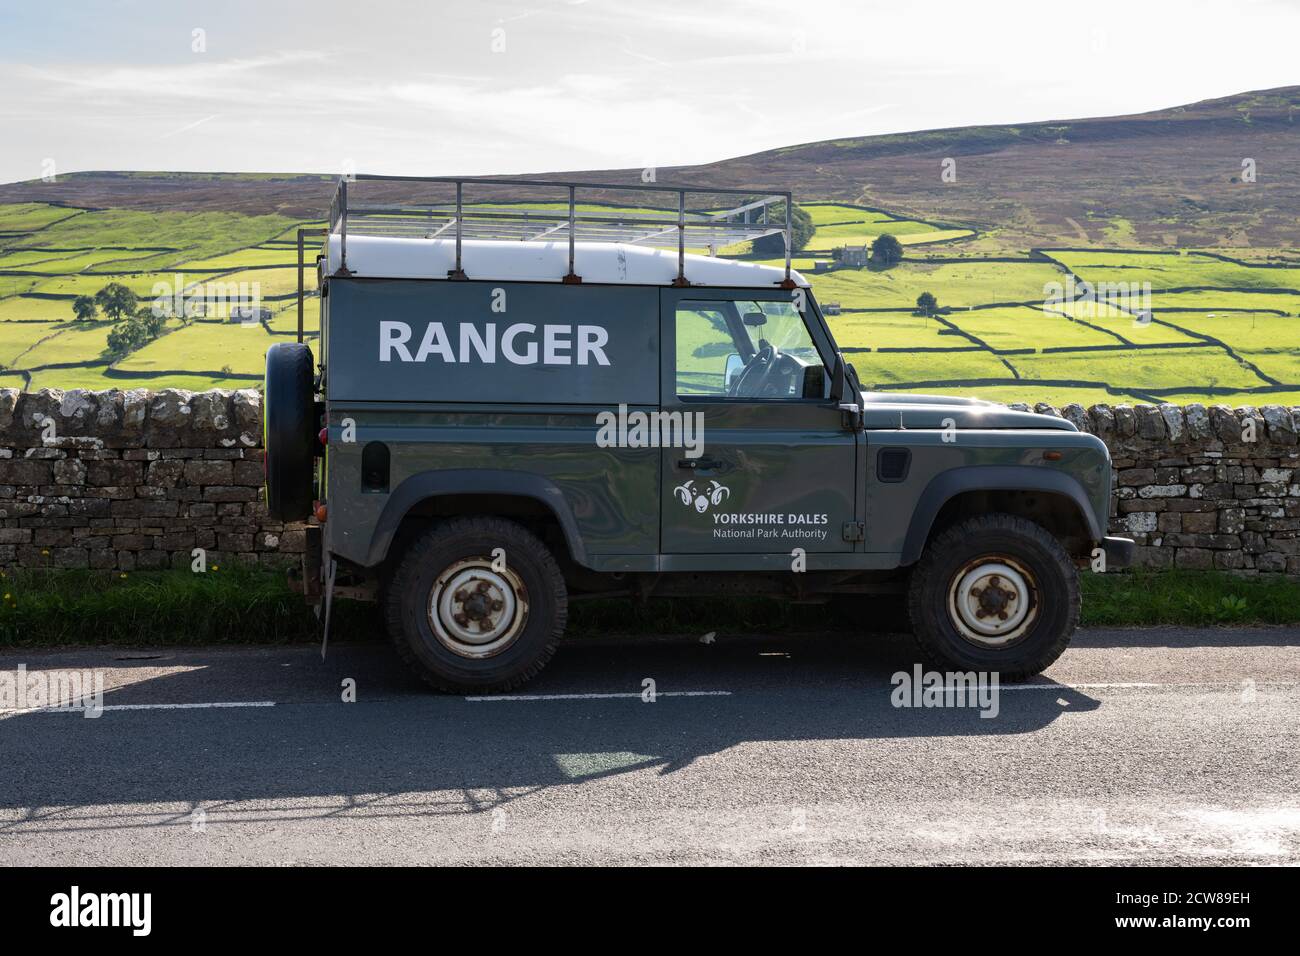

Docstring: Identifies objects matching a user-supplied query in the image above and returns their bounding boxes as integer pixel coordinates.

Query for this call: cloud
[0,0,1298,184]
[15,50,329,102]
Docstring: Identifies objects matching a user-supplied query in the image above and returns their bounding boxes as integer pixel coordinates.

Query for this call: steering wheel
[728,342,787,398]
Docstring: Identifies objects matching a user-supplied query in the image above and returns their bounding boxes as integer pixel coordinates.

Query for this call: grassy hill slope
[0,87,1296,403]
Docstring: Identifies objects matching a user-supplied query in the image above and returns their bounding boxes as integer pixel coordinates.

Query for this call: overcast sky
[1,0,1296,185]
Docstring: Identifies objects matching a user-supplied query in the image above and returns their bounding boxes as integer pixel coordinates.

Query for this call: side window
[674,299,827,400]
[674,304,735,396]
[745,300,823,371]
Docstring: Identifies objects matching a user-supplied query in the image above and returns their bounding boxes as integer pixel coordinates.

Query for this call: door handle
[677,456,724,470]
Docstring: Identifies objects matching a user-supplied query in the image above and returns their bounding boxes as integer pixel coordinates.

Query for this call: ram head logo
[673,479,730,514]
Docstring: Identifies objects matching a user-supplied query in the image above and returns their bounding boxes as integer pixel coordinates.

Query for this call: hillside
[643,86,1300,250]
[0,87,1296,404]
[2,87,1297,249]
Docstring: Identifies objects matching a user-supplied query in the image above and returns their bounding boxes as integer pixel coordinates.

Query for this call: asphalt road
[1,626,1297,865]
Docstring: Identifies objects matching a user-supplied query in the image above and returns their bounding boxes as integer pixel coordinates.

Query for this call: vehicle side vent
[876,447,911,483]
[361,441,390,493]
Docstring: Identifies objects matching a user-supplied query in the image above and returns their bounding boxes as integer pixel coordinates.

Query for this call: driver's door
[659,287,859,554]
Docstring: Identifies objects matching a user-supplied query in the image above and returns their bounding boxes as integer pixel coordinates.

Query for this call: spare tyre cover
[263,342,315,521]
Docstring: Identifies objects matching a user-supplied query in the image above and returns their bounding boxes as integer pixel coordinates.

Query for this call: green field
[201,266,307,299]
[0,248,85,269]
[1146,289,1300,314]
[802,203,973,249]
[939,306,1117,350]
[1,197,1298,404]
[850,349,1014,388]
[16,319,119,368]
[116,320,274,377]
[1148,311,1300,382]
[0,203,83,232]
[25,270,223,298]
[1044,299,1200,345]
[808,260,1066,310]
[2,207,295,276]
[0,320,58,365]
[0,296,94,321]
[0,247,168,273]
[265,297,321,336]
[832,312,967,350]
[1011,347,1264,391]
[25,367,244,392]
[1047,250,1300,292]
[176,246,301,270]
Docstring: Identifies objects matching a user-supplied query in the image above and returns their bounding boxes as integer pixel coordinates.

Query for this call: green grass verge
[0,567,1296,648]
[1077,568,1300,627]
[0,566,354,646]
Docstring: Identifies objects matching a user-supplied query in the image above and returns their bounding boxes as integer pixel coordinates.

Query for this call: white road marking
[999,682,1160,691]
[0,680,1292,715]
[999,681,1298,691]
[466,691,733,702]
[1,701,276,715]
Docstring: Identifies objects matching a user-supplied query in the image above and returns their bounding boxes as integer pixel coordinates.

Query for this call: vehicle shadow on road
[0,633,1100,830]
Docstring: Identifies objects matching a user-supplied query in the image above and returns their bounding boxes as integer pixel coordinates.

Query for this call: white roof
[324,235,809,288]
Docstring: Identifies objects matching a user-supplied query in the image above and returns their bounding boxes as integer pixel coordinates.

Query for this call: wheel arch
[900,465,1102,566]
[364,469,588,569]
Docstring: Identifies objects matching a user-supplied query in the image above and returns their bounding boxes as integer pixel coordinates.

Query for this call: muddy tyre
[385,517,567,693]
[907,513,1079,680]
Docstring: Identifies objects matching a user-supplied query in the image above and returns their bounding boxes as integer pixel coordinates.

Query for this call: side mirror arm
[830,351,863,429]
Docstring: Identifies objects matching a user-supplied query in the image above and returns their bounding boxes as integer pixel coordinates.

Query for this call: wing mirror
[724,352,745,390]
[831,351,862,428]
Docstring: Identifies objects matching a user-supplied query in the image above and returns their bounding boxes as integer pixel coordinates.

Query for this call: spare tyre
[263,342,316,521]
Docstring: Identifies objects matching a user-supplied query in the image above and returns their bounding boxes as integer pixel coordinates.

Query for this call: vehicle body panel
[326,279,658,405]
[318,268,1119,578]
[862,430,1112,557]
[324,406,660,567]
[657,286,860,555]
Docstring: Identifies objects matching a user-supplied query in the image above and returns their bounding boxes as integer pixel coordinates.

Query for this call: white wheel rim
[946,557,1038,648]
[428,558,529,659]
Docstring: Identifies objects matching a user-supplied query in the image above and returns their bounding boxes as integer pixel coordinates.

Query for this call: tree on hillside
[72,295,98,322]
[870,233,903,268]
[106,320,144,357]
[750,201,814,255]
[106,306,166,357]
[94,282,138,323]
[916,291,937,316]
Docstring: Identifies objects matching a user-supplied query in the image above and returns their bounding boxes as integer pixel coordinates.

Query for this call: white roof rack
[323,234,809,289]
[326,175,800,289]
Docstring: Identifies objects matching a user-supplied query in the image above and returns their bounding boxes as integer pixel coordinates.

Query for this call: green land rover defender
[263,177,1133,692]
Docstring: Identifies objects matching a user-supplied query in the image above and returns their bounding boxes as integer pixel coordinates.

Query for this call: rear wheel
[263,342,316,521]
[907,513,1078,679]
[384,517,567,693]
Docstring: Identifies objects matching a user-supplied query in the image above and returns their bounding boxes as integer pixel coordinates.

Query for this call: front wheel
[384,517,567,693]
[907,513,1079,680]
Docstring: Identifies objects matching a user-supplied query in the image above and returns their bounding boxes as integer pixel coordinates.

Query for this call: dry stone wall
[1015,400,1300,574]
[0,389,1297,574]
[0,388,304,571]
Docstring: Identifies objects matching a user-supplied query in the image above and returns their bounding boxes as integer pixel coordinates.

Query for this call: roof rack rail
[296,225,327,344]
[327,175,795,288]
